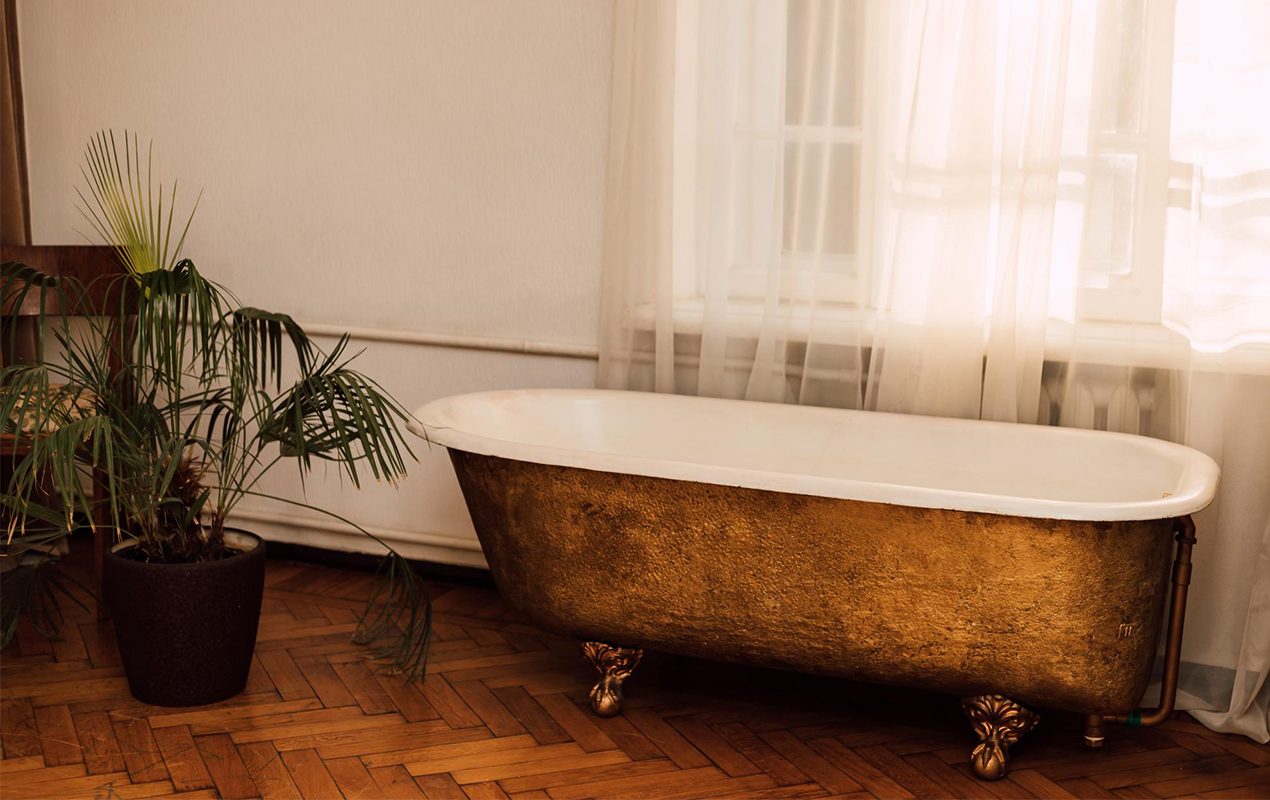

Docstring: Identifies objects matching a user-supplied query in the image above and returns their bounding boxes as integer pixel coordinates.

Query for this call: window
[723,0,866,303]
[1060,0,1175,324]
[673,0,1184,326]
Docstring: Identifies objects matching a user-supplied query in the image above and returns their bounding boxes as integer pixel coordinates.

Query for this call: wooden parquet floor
[2,555,1269,800]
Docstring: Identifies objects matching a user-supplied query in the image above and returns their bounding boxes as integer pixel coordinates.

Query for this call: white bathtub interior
[412,389,1220,522]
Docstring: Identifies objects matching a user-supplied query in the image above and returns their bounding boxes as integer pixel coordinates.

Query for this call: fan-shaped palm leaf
[75,131,201,278]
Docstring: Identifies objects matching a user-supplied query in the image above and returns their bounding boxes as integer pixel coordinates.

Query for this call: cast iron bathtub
[410,389,1219,780]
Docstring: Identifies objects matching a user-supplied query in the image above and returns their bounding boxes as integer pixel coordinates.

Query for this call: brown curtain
[2,0,29,246]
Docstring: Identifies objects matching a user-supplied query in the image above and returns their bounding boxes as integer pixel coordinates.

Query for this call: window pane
[1083,153,1139,281]
[785,0,862,128]
[782,142,859,261]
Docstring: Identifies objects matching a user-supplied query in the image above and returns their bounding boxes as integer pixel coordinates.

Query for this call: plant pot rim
[107,528,264,570]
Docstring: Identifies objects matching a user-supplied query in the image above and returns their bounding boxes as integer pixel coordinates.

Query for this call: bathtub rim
[409,389,1220,522]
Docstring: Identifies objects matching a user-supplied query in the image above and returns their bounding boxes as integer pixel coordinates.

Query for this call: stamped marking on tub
[1118,623,1137,639]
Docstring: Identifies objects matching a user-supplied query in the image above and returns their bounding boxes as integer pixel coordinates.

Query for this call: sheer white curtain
[598,0,1270,741]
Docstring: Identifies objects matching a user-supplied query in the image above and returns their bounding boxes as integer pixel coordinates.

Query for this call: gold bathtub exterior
[451,450,1175,716]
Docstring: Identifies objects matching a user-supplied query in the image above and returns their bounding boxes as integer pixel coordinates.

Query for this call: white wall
[18,0,613,566]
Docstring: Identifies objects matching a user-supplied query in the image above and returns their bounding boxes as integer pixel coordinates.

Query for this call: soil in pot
[105,529,267,707]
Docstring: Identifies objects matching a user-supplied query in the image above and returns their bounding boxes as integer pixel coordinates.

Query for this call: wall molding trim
[229,507,488,569]
[230,507,482,551]
[300,321,601,360]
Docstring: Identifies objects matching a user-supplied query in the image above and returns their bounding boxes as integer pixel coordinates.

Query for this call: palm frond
[354,551,433,681]
[0,557,92,649]
[4,413,116,540]
[1,261,74,365]
[0,364,52,438]
[129,259,229,388]
[0,496,69,547]
[224,307,314,391]
[258,335,414,487]
[75,130,200,278]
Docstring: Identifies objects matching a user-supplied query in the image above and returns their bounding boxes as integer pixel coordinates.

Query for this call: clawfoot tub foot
[582,641,642,717]
[962,695,1039,781]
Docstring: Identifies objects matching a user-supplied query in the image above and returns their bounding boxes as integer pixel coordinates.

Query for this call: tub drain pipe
[1085,515,1196,747]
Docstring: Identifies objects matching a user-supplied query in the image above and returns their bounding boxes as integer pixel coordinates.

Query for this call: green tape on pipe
[1127,710,1143,726]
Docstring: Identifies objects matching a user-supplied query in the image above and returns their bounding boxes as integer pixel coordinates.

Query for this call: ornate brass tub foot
[582,641,642,717]
[962,695,1039,781]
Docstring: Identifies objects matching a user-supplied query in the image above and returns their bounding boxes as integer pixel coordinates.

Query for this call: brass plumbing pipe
[1085,515,1196,748]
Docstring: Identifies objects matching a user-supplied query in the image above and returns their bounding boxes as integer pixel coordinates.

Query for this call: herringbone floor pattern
[2,555,1268,800]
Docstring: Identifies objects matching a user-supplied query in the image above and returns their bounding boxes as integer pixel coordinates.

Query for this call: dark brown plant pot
[105,529,266,707]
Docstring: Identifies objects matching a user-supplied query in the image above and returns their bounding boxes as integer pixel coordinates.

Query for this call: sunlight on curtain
[1164,1,1270,351]
[599,0,1270,741]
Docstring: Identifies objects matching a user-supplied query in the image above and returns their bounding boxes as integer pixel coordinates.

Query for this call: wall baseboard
[229,508,488,570]
[264,539,496,588]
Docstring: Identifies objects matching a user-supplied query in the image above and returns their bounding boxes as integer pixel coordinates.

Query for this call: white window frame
[1076,0,1177,325]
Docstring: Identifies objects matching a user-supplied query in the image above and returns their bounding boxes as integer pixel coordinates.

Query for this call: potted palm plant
[1,131,429,706]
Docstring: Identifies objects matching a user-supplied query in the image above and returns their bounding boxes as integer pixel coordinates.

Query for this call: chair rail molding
[298,321,600,360]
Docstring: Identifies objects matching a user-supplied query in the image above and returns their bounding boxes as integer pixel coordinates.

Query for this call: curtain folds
[599,0,1270,741]
[2,0,31,246]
